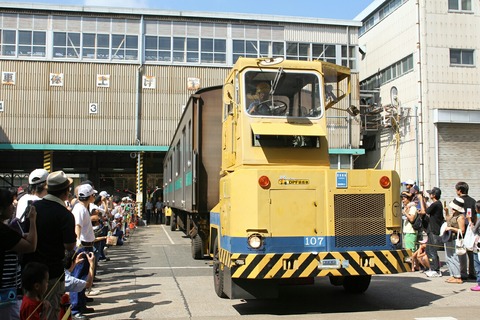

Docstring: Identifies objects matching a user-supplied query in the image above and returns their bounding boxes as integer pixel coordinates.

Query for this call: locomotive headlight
[247,234,263,249]
[390,232,400,245]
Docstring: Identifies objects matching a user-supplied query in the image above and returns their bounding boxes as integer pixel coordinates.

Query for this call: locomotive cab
[222,58,351,171]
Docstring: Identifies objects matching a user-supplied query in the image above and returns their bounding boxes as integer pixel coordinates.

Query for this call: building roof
[0,1,361,27]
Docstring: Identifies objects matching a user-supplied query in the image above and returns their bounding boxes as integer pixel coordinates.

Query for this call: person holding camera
[22,171,76,320]
[15,169,48,223]
[418,187,445,278]
[71,184,97,319]
[65,251,95,295]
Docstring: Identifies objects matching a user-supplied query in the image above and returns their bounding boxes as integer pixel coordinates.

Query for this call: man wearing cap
[403,179,419,208]
[70,184,97,319]
[16,168,49,222]
[23,170,76,320]
[455,182,477,280]
[418,187,445,277]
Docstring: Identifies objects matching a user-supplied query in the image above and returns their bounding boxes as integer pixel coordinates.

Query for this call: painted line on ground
[111,266,211,270]
[161,224,175,244]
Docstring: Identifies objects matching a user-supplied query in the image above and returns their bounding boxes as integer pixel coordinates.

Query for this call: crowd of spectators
[403,180,480,290]
[0,169,142,320]
[3,170,480,319]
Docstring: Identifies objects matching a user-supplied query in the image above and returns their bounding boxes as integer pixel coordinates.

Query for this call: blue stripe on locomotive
[210,211,394,254]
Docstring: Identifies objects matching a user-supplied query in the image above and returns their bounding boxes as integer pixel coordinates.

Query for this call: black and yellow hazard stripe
[137,152,143,194]
[43,151,53,173]
[136,152,144,212]
[220,249,411,279]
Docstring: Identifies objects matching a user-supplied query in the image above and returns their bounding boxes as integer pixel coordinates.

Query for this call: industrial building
[356,0,480,200]
[0,2,363,198]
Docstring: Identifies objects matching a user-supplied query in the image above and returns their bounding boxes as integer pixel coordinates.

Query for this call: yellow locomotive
[163,57,409,299]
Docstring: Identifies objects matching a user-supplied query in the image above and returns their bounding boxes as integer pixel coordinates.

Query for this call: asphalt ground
[84,224,479,320]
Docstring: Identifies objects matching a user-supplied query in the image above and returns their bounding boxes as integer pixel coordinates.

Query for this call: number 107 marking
[304,236,325,247]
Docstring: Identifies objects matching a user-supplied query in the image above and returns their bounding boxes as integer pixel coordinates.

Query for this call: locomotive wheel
[342,275,371,294]
[170,213,177,231]
[191,234,204,260]
[213,237,227,298]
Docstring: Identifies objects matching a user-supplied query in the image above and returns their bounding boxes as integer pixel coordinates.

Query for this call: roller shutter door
[438,123,480,201]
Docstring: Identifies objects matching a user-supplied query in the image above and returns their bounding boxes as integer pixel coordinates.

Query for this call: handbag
[464,225,476,251]
[455,230,466,256]
[106,235,118,246]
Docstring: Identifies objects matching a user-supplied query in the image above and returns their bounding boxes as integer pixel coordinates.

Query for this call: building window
[145,36,171,62]
[1,30,16,56]
[286,42,310,61]
[0,30,46,57]
[232,40,284,63]
[450,49,474,65]
[448,0,472,11]
[82,33,110,59]
[312,43,336,63]
[200,38,226,63]
[233,40,259,62]
[111,34,138,60]
[360,0,406,35]
[360,54,414,90]
[53,32,80,58]
[18,31,46,57]
[172,37,199,63]
[341,45,357,70]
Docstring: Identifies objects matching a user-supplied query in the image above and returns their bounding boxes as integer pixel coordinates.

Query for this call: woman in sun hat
[444,197,466,284]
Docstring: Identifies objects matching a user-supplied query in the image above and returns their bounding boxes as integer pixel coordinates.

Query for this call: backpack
[412,214,423,231]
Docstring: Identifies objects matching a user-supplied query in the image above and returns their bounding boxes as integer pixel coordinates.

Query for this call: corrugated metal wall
[285,24,352,43]
[1,60,358,149]
[0,60,229,146]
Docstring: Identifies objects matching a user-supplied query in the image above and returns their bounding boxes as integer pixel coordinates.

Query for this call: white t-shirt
[72,203,95,242]
[403,204,417,234]
[16,194,41,221]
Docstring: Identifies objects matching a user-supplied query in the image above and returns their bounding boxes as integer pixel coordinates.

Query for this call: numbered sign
[89,103,98,114]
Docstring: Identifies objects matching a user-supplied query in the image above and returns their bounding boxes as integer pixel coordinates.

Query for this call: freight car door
[269,190,317,236]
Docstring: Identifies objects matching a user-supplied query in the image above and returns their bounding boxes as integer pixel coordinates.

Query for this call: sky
[10,0,376,20]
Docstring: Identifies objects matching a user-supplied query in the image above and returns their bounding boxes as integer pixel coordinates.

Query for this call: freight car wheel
[342,275,371,294]
[191,235,204,259]
[213,237,227,298]
[170,213,177,231]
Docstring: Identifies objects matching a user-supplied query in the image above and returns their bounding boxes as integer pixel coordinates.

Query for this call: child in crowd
[20,262,50,320]
[411,240,430,272]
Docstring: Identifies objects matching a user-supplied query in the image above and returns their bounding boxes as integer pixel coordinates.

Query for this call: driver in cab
[247,82,270,115]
